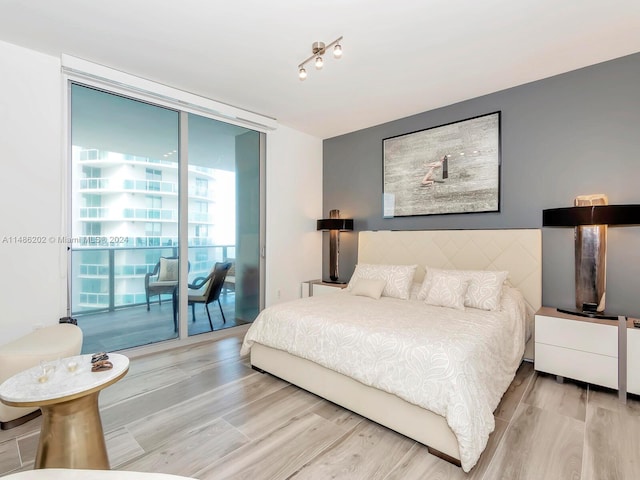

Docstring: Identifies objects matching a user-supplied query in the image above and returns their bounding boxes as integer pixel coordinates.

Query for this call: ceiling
[1,0,639,139]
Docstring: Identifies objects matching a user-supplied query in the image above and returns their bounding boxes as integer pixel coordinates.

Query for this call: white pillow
[418,267,508,311]
[158,258,179,281]
[424,271,469,310]
[347,263,417,300]
[464,269,509,310]
[350,278,387,299]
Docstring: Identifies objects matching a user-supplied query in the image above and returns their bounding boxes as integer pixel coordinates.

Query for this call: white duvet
[241,286,526,472]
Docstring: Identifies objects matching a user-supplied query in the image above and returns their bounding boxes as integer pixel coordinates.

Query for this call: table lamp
[317,209,354,283]
[543,194,640,319]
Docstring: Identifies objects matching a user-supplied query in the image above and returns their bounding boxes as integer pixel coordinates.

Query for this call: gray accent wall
[323,52,640,317]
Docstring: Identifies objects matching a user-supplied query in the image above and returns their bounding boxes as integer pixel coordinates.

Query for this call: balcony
[72,244,235,312]
[71,244,240,353]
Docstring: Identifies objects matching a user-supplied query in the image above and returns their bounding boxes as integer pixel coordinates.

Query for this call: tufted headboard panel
[358,229,542,325]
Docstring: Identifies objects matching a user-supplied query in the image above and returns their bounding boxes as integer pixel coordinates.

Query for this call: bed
[241,229,541,472]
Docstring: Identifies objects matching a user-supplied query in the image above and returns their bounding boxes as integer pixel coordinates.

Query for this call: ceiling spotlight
[297,36,343,80]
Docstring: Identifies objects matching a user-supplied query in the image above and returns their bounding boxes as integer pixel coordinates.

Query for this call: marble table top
[0,353,129,406]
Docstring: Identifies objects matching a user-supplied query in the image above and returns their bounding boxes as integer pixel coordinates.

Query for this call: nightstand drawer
[535,315,617,357]
[535,343,618,389]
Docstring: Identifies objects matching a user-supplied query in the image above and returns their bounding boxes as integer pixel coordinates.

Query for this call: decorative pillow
[158,258,179,281]
[349,278,387,300]
[418,267,508,311]
[463,269,509,310]
[424,272,469,310]
[347,263,417,300]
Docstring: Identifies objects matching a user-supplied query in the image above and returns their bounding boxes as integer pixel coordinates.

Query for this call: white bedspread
[241,287,526,472]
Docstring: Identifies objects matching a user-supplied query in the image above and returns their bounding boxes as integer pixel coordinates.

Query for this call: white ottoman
[0,324,83,429]
[2,470,194,480]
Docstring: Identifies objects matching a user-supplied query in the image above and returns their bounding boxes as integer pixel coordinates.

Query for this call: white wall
[0,40,65,343]
[0,39,323,345]
[265,126,323,306]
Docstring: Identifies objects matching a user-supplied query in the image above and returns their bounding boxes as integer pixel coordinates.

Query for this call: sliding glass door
[185,113,262,335]
[70,83,264,352]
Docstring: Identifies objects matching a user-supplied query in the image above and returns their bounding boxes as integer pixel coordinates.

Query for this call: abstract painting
[383,112,501,217]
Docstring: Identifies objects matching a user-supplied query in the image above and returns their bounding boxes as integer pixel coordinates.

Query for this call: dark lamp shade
[543,205,640,227]
[317,218,354,231]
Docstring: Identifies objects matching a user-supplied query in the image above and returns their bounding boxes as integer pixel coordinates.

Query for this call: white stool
[0,324,83,429]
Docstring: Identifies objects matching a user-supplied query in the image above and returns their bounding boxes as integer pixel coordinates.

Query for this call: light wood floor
[1,331,639,479]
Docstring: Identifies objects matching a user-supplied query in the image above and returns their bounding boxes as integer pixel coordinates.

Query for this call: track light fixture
[298,36,343,81]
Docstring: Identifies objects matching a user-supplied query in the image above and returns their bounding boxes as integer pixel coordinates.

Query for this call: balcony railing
[188,211,214,223]
[78,208,211,223]
[78,149,176,167]
[76,208,214,223]
[80,178,110,190]
[79,178,178,194]
[123,208,176,221]
[79,207,110,219]
[71,244,235,314]
[125,179,177,194]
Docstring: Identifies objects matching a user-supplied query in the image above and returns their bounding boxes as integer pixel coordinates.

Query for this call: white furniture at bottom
[0,324,83,429]
[0,353,129,469]
[535,307,619,389]
[301,279,347,297]
[535,307,640,402]
[2,469,195,480]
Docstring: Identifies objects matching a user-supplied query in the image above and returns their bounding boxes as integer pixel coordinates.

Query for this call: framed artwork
[382,111,501,217]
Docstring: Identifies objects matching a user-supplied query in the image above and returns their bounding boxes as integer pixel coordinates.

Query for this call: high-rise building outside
[71,147,235,313]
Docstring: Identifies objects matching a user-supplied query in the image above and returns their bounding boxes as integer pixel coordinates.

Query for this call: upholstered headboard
[358,229,542,322]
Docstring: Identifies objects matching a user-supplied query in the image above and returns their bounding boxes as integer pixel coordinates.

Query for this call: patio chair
[223,260,235,295]
[187,262,232,331]
[145,257,189,311]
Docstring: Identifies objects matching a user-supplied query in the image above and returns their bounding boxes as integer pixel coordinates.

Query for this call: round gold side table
[0,353,129,469]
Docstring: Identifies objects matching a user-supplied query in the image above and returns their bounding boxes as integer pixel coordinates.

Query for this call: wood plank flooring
[1,331,639,479]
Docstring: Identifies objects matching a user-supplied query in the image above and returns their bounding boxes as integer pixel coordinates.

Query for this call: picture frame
[382,111,501,217]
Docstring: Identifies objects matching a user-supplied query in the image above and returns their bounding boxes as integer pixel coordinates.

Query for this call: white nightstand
[301,279,347,297]
[535,307,618,389]
[535,306,640,403]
